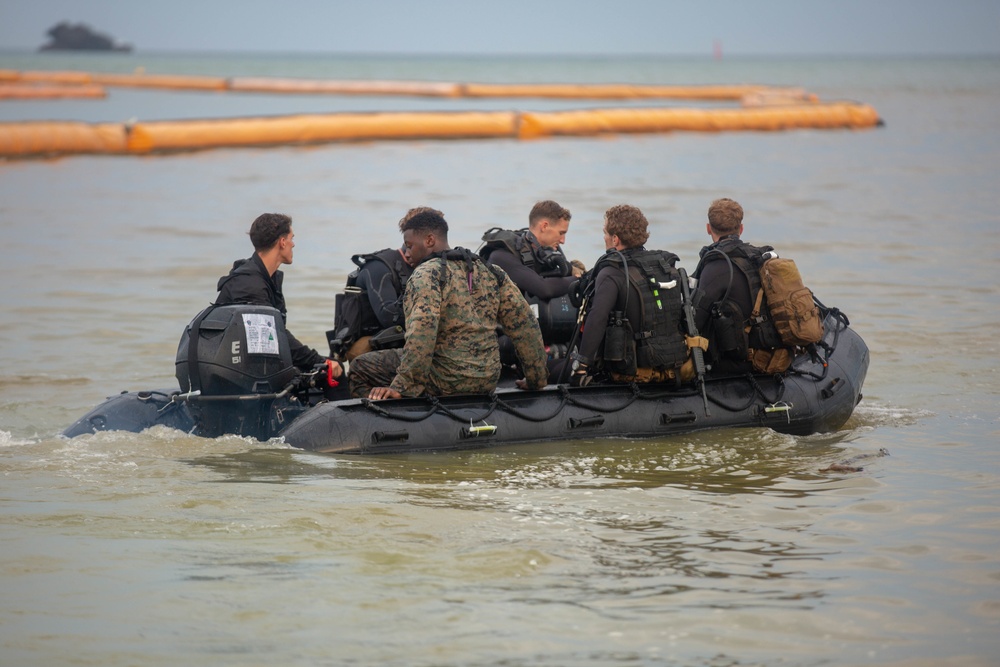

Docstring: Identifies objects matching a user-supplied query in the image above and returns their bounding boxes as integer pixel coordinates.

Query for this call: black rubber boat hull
[61,387,311,440]
[64,389,199,437]
[279,321,867,454]
[63,312,868,454]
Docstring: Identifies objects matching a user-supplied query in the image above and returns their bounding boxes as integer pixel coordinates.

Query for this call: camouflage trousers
[349,349,404,398]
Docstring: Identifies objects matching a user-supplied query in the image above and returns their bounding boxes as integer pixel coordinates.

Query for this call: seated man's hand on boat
[368,386,402,400]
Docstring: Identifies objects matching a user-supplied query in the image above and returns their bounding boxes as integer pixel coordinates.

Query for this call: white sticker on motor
[242,313,280,355]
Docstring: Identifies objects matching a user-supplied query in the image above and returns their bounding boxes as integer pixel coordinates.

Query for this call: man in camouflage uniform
[350,209,549,399]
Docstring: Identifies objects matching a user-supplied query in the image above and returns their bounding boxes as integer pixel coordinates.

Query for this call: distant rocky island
[39,22,132,52]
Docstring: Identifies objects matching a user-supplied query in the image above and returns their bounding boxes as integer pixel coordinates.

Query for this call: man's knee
[349,349,400,397]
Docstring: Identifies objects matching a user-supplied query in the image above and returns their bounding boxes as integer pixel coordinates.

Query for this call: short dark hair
[401,209,449,238]
[707,198,743,236]
[398,206,444,232]
[249,213,292,251]
[529,200,571,227]
[604,204,649,249]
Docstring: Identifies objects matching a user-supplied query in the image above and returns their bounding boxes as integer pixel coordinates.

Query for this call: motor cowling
[175,304,296,396]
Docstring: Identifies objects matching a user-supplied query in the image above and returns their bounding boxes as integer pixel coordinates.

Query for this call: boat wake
[845,400,931,429]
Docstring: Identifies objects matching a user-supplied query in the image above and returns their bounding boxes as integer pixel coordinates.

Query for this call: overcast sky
[1,0,998,56]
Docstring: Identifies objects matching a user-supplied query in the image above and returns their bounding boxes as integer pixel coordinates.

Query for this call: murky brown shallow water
[2,53,999,666]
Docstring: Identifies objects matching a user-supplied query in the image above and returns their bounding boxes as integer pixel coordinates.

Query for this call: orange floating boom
[517,103,882,139]
[0,103,882,159]
[3,69,816,101]
[124,111,519,153]
[88,72,227,91]
[5,69,226,90]
[15,70,94,85]
[228,77,462,97]
[0,83,107,100]
[0,121,126,156]
[461,82,776,100]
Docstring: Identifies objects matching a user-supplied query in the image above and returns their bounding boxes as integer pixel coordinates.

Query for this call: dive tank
[530,294,578,344]
[175,304,296,396]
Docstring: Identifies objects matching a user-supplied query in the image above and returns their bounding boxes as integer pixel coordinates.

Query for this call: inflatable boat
[63,303,868,454]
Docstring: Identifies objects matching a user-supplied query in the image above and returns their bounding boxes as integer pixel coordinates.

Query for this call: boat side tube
[277,311,868,454]
[62,388,198,438]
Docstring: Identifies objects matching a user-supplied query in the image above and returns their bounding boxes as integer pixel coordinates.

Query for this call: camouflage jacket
[390,249,548,396]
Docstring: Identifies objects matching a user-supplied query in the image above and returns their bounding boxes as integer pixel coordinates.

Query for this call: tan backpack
[752,257,824,347]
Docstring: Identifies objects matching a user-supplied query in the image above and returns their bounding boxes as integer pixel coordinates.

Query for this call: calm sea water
[2,52,999,666]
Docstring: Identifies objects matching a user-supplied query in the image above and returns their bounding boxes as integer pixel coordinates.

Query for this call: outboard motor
[176,304,296,395]
[175,304,298,438]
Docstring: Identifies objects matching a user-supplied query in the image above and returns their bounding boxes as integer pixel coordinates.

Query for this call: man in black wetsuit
[216,212,340,377]
[563,204,692,385]
[479,200,585,300]
[479,200,587,368]
[691,197,782,375]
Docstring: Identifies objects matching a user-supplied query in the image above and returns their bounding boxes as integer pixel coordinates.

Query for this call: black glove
[568,269,594,308]
[537,247,570,277]
[568,279,584,308]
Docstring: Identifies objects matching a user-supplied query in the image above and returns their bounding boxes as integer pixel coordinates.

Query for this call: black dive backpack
[478,227,571,278]
[593,249,689,375]
[327,249,411,359]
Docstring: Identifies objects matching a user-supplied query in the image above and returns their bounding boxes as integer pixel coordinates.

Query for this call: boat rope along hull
[280,320,868,454]
[62,311,868,453]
